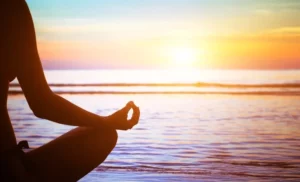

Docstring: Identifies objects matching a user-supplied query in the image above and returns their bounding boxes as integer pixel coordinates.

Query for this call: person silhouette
[0,0,140,181]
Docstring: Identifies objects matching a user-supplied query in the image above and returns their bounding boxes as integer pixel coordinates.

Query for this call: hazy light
[163,45,203,69]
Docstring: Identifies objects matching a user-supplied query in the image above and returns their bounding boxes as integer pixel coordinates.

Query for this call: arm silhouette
[15,1,139,130]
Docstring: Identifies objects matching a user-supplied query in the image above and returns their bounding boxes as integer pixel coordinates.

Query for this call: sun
[167,46,198,68]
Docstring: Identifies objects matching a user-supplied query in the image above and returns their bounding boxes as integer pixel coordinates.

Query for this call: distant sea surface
[8,70,300,181]
[9,69,300,95]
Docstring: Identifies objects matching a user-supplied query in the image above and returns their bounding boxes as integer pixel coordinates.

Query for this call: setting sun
[166,46,199,68]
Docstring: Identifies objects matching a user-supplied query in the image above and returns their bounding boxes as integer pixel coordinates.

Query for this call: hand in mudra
[105,101,140,130]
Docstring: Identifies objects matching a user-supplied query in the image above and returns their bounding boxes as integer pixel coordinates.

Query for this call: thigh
[25,127,117,182]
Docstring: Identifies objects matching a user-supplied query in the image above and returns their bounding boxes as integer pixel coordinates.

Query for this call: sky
[27,0,300,70]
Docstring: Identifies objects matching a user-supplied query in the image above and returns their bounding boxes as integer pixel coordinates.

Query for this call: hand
[104,101,140,130]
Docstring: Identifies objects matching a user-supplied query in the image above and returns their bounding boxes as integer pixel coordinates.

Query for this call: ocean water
[7,70,300,181]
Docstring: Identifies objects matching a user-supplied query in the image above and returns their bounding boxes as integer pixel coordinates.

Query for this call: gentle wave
[95,164,300,178]
[9,82,300,95]
[9,82,300,88]
[8,90,300,95]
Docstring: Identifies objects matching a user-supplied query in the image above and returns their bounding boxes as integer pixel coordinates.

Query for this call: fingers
[129,104,140,126]
[121,106,140,130]
[121,101,134,113]
[126,101,134,107]
[120,101,140,130]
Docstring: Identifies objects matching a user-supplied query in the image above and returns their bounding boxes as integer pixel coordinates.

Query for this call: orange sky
[28,0,300,69]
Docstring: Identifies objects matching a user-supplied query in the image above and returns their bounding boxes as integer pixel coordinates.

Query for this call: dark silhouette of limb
[25,127,118,181]
[0,0,140,181]
[14,0,139,130]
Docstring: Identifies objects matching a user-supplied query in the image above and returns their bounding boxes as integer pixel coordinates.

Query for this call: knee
[93,128,118,150]
[105,129,118,149]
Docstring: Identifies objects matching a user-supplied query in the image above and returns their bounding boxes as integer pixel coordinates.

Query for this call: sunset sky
[27,0,300,70]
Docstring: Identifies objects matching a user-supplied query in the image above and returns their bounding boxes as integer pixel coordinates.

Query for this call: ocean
[7,69,300,181]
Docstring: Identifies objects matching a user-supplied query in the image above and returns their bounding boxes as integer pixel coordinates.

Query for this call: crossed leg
[25,127,118,181]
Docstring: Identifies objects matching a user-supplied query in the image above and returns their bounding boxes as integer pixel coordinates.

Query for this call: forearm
[35,93,108,128]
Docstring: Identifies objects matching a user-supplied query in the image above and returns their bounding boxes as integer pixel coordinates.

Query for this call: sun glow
[165,46,200,68]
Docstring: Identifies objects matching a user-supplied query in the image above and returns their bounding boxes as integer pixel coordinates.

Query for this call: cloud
[267,27,300,36]
[258,0,300,11]
[253,9,273,16]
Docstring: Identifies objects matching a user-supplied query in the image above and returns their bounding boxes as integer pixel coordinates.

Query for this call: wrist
[96,115,111,128]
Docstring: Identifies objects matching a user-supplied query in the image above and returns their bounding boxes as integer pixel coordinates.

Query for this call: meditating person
[0,0,140,181]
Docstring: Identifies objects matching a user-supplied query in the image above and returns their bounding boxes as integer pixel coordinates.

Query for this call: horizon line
[41,68,300,71]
